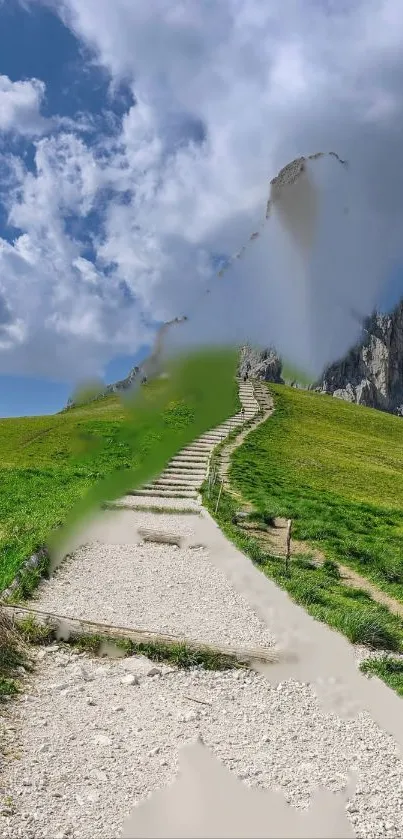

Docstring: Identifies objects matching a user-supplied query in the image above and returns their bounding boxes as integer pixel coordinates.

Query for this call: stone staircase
[126,379,259,501]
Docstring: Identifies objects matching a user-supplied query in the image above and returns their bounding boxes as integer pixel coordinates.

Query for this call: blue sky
[0,2,149,416]
[1,0,403,417]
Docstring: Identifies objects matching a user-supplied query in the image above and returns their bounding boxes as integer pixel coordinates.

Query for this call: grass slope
[230,385,403,601]
[0,349,239,592]
[0,396,126,590]
[202,384,403,697]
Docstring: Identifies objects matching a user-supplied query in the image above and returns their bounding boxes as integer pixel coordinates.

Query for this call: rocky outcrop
[66,366,141,409]
[312,302,403,415]
[239,345,284,383]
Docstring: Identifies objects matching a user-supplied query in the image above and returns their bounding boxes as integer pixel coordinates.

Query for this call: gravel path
[114,496,201,511]
[1,646,403,839]
[3,381,403,839]
[34,541,275,650]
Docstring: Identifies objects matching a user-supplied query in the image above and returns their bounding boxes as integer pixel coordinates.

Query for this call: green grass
[0,611,30,701]
[16,618,243,670]
[203,481,403,653]
[230,384,403,603]
[0,348,239,592]
[360,656,403,696]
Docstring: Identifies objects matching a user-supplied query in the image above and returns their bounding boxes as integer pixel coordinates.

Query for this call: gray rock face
[312,302,403,415]
[66,366,140,409]
[239,345,284,384]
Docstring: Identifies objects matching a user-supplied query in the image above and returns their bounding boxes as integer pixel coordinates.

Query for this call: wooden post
[215,478,224,514]
[285,519,292,574]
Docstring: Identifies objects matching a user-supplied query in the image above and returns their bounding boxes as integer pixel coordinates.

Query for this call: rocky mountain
[66,365,141,409]
[239,345,284,383]
[312,301,403,415]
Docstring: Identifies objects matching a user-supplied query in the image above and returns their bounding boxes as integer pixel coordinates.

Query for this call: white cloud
[2,0,403,381]
[0,134,149,379]
[0,75,47,136]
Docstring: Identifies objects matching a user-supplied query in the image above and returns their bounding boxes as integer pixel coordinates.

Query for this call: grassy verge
[0,348,239,593]
[15,615,243,671]
[230,384,403,603]
[360,656,403,696]
[203,480,403,653]
[0,612,31,701]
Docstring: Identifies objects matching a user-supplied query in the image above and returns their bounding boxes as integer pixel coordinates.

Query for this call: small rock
[86,697,96,706]
[36,650,47,661]
[112,705,124,713]
[160,759,169,767]
[121,673,139,686]
[148,746,160,757]
[184,711,199,722]
[90,769,108,782]
[52,680,69,691]
[95,734,112,747]
[73,665,94,682]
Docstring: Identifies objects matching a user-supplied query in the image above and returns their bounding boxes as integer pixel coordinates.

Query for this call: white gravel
[1,647,403,839]
[35,542,275,651]
[108,509,198,539]
[354,645,403,667]
[114,496,201,511]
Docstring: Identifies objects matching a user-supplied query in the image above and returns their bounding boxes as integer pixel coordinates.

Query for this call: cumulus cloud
[2,0,403,379]
[0,74,47,136]
[0,134,149,379]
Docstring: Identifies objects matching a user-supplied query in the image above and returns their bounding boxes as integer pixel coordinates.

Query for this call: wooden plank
[1,603,282,666]
[137,528,182,547]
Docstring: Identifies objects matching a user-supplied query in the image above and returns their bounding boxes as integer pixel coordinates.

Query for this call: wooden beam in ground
[1,604,283,667]
[137,528,182,547]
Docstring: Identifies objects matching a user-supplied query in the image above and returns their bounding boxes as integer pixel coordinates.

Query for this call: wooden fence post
[215,478,224,514]
[285,519,292,574]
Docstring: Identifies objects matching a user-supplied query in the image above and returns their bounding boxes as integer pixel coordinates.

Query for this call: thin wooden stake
[285,519,292,574]
[215,478,224,514]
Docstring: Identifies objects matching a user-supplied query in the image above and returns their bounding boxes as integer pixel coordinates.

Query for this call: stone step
[169,459,208,468]
[162,468,206,478]
[162,473,206,482]
[182,445,213,454]
[171,454,209,462]
[130,488,199,498]
[151,477,203,487]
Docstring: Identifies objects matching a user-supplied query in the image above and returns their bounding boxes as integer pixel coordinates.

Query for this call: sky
[1,0,403,416]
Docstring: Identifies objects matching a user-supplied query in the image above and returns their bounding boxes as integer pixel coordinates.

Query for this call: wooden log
[285,519,292,574]
[137,528,182,547]
[1,604,282,667]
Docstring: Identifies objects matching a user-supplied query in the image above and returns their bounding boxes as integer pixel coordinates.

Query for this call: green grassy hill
[0,349,238,593]
[0,395,129,591]
[231,384,403,600]
[203,383,403,696]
